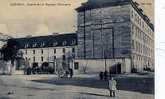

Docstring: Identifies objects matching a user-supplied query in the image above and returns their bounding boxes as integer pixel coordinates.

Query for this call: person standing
[99,71,103,80]
[108,77,117,97]
[104,71,108,80]
[69,68,73,78]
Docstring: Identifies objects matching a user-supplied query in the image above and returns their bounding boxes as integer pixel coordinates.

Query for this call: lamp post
[99,5,107,72]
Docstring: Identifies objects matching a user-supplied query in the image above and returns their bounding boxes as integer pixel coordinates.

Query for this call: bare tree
[82,65,87,74]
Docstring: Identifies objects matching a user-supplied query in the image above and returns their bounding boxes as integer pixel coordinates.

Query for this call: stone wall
[74,58,131,74]
[77,4,132,59]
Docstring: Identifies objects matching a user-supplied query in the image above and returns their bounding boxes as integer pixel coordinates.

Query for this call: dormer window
[25,43,29,48]
[53,41,58,46]
[62,41,67,46]
[41,42,45,47]
[71,40,76,45]
[32,43,37,47]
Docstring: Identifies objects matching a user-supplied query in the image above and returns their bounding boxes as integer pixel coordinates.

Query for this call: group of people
[62,68,73,78]
[99,71,111,80]
[99,71,117,97]
[25,65,54,75]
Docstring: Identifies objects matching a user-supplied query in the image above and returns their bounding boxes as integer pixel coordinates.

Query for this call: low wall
[74,58,131,74]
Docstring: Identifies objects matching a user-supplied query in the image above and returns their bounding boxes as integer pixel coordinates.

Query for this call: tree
[82,65,87,74]
[1,39,19,62]
[1,39,19,74]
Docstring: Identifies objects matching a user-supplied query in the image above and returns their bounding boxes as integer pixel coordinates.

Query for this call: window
[33,50,35,54]
[72,48,75,53]
[41,42,45,47]
[25,43,29,48]
[54,56,56,60]
[142,21,144,28]
[63,48,65,53]
[41,56,43,62]
[33,57,35,62]
[33,43,37,47]
[25,50,27,54]
[41,49,43,54]
[71,40,76,45]
[53,42,58,46]
[62,55,66,60]
[74,62,79,70]
[54,49,56,54]
[131,10,134,18]
[62,41,67,46]
[135,13,137,22]
[132,40,134,49]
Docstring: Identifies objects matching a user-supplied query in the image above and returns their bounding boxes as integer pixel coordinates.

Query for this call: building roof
[76,0,154,31]
[11,33,77,49]
[76,0,130,12]
[130,1,154,31]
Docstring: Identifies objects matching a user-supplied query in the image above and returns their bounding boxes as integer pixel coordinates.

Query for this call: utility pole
[83,8,86,59]
[99,6,107,72]
[112,27,115,59]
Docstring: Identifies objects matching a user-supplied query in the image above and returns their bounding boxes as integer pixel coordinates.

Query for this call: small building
[75,0,154,74]
[12,33,77,73]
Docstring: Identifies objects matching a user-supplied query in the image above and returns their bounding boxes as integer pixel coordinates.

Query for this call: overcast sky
[0,0,154,37]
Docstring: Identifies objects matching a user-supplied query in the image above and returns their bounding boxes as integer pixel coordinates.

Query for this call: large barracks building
[10,0,154,74]
[75,0,154,73]
[13,33,77,73]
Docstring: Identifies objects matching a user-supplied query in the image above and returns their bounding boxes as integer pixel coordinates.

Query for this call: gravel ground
[0,75,154,99]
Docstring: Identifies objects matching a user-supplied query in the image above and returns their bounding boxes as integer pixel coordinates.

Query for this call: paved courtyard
[0,74,154,99]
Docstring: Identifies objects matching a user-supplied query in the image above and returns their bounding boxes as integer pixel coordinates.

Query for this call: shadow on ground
[79,92,110,98]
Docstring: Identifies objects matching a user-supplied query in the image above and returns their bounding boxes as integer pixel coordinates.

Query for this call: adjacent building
[75,0,154,73]
[12,33,77,72]
[4,0,154,74]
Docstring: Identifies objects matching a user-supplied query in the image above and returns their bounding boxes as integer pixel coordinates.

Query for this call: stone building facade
[75,0,154,73]
[12,33,77,73]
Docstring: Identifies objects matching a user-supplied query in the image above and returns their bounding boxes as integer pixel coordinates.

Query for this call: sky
[0,0,154,37]
[0,0,87,37]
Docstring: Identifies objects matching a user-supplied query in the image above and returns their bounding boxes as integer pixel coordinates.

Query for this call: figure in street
[108,77,117,97]
[69,68,73,78]
[104,71,108,80]
[65,70,69,78]
[99,71,104,80]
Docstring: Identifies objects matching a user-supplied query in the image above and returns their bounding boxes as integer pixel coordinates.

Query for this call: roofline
[76,0,130,12]
[12,33,76,40]
[130,0,154,31]
[76,0,154,31]
[18,45,76,50]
